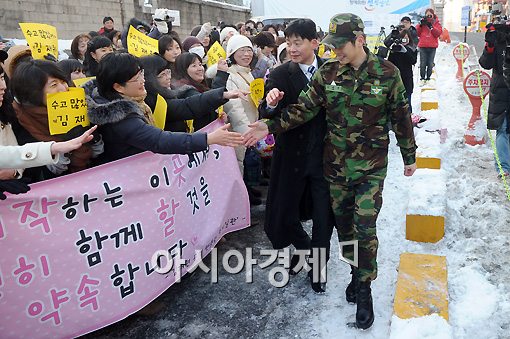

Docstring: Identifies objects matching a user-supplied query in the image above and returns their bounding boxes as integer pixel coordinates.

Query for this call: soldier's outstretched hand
[243,121,269,147]
[404,163,417,176]
[266,88,285,107]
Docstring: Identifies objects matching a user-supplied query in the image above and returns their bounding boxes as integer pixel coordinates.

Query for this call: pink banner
[0,120,250,338]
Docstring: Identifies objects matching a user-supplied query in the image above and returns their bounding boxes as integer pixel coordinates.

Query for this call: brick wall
[0,0,249,40]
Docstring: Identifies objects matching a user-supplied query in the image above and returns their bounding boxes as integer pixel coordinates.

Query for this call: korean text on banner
[0,120,250,339]
[153,94,168,130]
[250,78,265,108]
[47,87,90,135]
[127,25,158,57]
[207,41,226,67]
[19,23,58,60]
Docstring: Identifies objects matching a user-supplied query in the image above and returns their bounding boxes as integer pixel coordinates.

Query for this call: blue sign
[461,6,471,27]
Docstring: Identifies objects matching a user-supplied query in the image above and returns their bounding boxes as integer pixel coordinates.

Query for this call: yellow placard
[217,105,224,119]
[153,94,167,130]
[249,78,265,108]
[318,44,336,59]
[318,44,325,57]
[19,23,58,60]
[73,76,96,87]
[47,88,90,135]
[127,25,158,57]
[207,41,226,67]
[366,35,383,54]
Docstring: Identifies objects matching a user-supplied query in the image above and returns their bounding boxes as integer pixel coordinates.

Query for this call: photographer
[416,8,442,85]
[481,23,510,177]
[384,29,418,111]
[400,16,419,46]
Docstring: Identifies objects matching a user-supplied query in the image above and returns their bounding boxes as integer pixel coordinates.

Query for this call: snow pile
[407,169,446,216]
[389,314,452,339]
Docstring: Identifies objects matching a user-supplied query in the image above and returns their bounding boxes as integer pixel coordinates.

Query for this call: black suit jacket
[259,58,329,249]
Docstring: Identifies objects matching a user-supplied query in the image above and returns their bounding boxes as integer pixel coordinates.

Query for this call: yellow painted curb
[406,215,445,243]
[393,253,448,321]
[416,157,441,169]
[421,101,439,111]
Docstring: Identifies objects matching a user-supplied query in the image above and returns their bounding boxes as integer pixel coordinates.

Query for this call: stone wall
[0,0,250,39]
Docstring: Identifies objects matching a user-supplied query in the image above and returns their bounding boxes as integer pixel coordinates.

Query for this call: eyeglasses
[127,70,145,83]
[157,69,171,78]
[237,47,253,54]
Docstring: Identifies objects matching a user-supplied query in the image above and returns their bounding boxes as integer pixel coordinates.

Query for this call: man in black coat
[479,23,510,176]
[259,19,335,293]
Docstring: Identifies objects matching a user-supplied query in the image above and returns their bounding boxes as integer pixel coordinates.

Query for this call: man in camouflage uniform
[244,13,417,330]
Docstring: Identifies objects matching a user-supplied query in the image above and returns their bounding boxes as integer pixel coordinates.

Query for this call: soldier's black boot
[356,281,374,330]
[345,266,358,304]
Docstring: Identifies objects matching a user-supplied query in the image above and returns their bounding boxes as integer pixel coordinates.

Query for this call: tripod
[373,26,386,54]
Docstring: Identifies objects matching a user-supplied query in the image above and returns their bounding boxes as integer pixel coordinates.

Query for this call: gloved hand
[64,124,102,144]
[46,154,70,175]
[426,21,433,29]
[485,24,497,48]
[0,178,31,200]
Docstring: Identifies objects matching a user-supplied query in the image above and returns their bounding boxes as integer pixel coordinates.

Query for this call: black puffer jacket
[83,80,207,164]
[479,36,510,130]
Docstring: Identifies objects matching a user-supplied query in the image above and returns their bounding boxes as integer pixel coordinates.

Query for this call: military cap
[322,13,365,49]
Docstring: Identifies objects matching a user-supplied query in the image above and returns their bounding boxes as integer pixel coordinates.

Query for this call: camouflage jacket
[265,49,417,183]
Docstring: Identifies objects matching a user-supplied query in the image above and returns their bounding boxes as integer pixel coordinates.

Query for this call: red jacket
[416,18,443,48]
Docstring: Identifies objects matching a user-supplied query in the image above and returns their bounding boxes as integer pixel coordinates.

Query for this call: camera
[226,58,233,67]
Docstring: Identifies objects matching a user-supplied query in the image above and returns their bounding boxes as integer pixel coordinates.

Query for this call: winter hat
[220,27,238,44]
[226,35,253,58]
[103,16,114,24]
[153,8,173,34]
[4,45,32,79]
[277,42,288,64]
[182,36,202,52]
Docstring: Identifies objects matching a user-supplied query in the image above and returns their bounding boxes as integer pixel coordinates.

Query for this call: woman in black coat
[139,55,230,132]
[85,52,244,164]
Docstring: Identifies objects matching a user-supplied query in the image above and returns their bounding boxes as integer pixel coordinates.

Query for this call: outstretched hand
[243,121,269,147]
[223,89,250,101]
[265,88,284,107]
[207,123,244,147]
[51,125,98,155]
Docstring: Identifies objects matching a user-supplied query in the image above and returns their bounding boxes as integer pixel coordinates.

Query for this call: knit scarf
[121,94,156,127]
[13,102,92,173]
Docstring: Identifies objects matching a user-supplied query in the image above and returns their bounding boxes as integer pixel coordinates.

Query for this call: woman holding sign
[85,52,245,164]
[10,60,103,182]
[140,54,232,133]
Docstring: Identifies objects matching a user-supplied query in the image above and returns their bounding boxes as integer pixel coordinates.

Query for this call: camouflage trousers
[329,177,384,282]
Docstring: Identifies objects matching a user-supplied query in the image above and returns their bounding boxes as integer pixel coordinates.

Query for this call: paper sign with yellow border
[19,23,58,60]
[47,88,90,135]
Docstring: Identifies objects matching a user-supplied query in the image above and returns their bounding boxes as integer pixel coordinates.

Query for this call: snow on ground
[85,42,509,339]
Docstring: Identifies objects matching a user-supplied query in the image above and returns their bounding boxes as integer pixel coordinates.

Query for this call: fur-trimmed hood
[83,80,144,125]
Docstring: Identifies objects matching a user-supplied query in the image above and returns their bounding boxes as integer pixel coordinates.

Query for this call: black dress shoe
[356,281,374,330]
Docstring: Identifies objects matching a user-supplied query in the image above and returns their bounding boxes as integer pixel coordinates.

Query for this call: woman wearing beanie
[220,26,239,50]
[223,35,262,205]
[181,36,206,59]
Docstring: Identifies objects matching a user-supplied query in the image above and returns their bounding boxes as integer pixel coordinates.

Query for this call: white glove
[46,154,70,175]
[197,22,212,42]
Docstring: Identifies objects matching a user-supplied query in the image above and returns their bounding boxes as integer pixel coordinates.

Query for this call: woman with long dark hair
[140,54,235,132]
[172,52,230,131]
